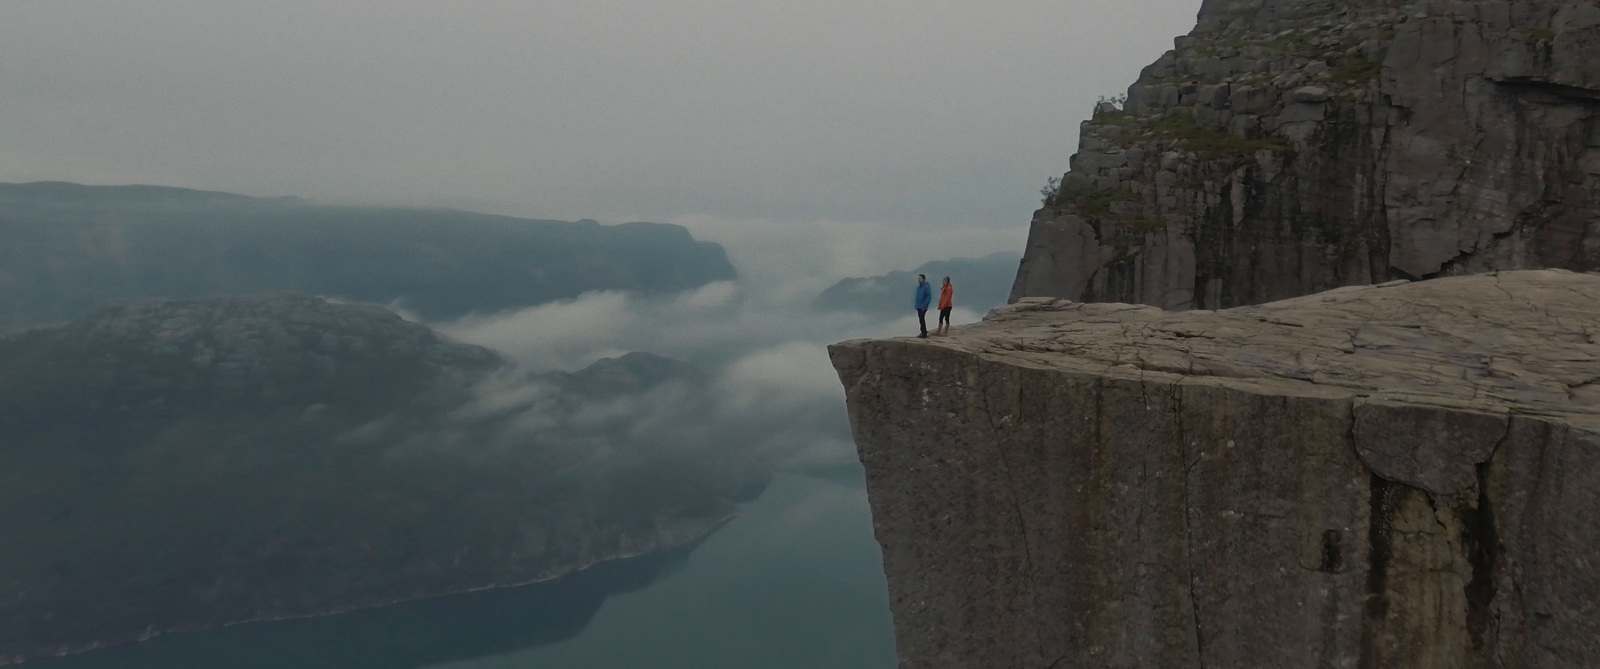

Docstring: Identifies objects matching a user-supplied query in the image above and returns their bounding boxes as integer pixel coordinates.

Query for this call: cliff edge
[1013,0,1600,309]
[832,270,1599,667]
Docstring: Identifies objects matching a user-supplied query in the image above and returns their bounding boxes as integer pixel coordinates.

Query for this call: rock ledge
[832,270,1599,668]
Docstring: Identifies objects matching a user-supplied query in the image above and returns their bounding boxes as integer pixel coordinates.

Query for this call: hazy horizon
[1,1,1202,235]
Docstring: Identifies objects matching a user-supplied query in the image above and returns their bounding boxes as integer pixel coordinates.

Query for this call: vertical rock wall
[1012,0,1600,309]
[834,272,1600,668]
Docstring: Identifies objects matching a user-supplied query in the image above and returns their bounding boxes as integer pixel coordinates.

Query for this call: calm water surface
[33,473,896,669]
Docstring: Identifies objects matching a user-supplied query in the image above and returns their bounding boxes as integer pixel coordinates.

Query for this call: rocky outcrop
[0,294,758,664]
[1012,0,1600,309]
[832,270,1600,668]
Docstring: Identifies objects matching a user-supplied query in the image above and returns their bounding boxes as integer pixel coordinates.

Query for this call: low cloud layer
[432,225,997,475]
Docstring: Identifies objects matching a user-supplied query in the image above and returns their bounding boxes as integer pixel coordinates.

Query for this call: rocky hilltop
[1012,0,1600,309]
[0,294,760,664]
[832,270,1600,667]
[0,182,737,330]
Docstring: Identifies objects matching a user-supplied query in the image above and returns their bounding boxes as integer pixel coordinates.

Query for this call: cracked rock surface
[831,270,1600,668]
[1013,0,1600,309]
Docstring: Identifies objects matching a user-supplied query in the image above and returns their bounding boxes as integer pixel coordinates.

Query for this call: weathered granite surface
[833,270,1600,668]
[1013,0,1600,309]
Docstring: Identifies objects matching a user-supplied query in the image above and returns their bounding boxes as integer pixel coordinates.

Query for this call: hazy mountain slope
[0,182,736,329]
[0,294,762,664]
[812,252,1021,315]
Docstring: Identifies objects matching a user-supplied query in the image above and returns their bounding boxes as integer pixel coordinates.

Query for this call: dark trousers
[938,307,952,327]
[917,309,928,335]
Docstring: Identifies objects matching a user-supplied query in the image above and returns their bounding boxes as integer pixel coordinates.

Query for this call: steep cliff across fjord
[1013,0,1600,310]
[832,270,1600,668]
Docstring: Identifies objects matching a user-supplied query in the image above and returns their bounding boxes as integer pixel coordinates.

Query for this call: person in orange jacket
[936,276,954,335]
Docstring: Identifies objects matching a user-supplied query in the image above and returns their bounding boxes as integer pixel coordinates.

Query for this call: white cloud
[427,225,1009,476]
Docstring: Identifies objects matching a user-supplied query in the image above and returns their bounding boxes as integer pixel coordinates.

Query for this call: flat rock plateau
[833,270,1600,668]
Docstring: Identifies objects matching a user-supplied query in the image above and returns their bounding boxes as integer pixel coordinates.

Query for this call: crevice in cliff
[1494,78,1600,102]
[1426,225,1522,280]
[1173,381,1208,669]
[976,371,1049,666]
[1357,472,1396,669]
[1461,461,1500,652]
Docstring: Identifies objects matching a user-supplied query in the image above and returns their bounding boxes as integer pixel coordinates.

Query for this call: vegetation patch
[1089,108,1289,160]
[1516,27,1556,42]
[1330,55,1381,84]
[1149,113,1289,159]
[1121,214,1165,232]
[1091,109,1144,128]
[1051,179,1137,219]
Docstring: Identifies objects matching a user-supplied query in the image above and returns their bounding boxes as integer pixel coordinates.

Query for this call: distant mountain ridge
[0,293,762,664]
[813,251,1021,316]
[0,182,736,329]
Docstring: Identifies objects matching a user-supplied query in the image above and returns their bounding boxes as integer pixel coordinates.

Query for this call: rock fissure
[1173,381,1209,669]
[975,373,1050,666]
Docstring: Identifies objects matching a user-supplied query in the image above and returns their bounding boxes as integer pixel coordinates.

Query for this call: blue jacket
[914,282,933,310]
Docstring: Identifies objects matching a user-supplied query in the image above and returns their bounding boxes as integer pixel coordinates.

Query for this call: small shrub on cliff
[1151,113,1288,159]
[1040,176,1061,206]
[1055,179,1136,218]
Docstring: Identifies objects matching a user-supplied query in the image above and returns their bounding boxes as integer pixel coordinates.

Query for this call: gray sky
[0,0,1201,231]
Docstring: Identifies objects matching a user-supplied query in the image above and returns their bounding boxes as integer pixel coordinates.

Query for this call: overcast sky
[0,1,1201,232]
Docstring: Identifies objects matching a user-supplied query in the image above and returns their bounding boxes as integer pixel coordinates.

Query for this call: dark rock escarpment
[0,294,756,664]
[1013,0,1600,309]
[832,271,1600,668]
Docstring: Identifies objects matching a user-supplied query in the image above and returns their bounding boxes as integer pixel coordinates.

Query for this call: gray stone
[834,271,1600,668]
[1014,0,1600,309]
[1277,101,1328,124]
[1287,84,1331,103]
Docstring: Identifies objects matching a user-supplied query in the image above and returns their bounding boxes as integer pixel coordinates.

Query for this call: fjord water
[29,473,896,669]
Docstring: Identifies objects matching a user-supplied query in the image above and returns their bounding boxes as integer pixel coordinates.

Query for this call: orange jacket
[938,283,953,310]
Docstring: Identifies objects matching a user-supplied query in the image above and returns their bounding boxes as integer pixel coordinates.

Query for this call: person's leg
[917,309,928,337]
[939,307,951,334]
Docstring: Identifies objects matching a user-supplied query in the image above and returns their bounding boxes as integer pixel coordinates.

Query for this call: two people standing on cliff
[914,275,954,338]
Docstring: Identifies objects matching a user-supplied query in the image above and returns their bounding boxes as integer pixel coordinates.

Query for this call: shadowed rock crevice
[1358,475,1397,669]
[1463,462,1501,653]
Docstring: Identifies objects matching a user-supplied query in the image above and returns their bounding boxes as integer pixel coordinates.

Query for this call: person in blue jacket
[913,274,933,338]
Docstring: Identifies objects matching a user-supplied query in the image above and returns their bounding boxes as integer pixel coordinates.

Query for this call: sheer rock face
[1012,0,1600,309]
[832,271,1600,668]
